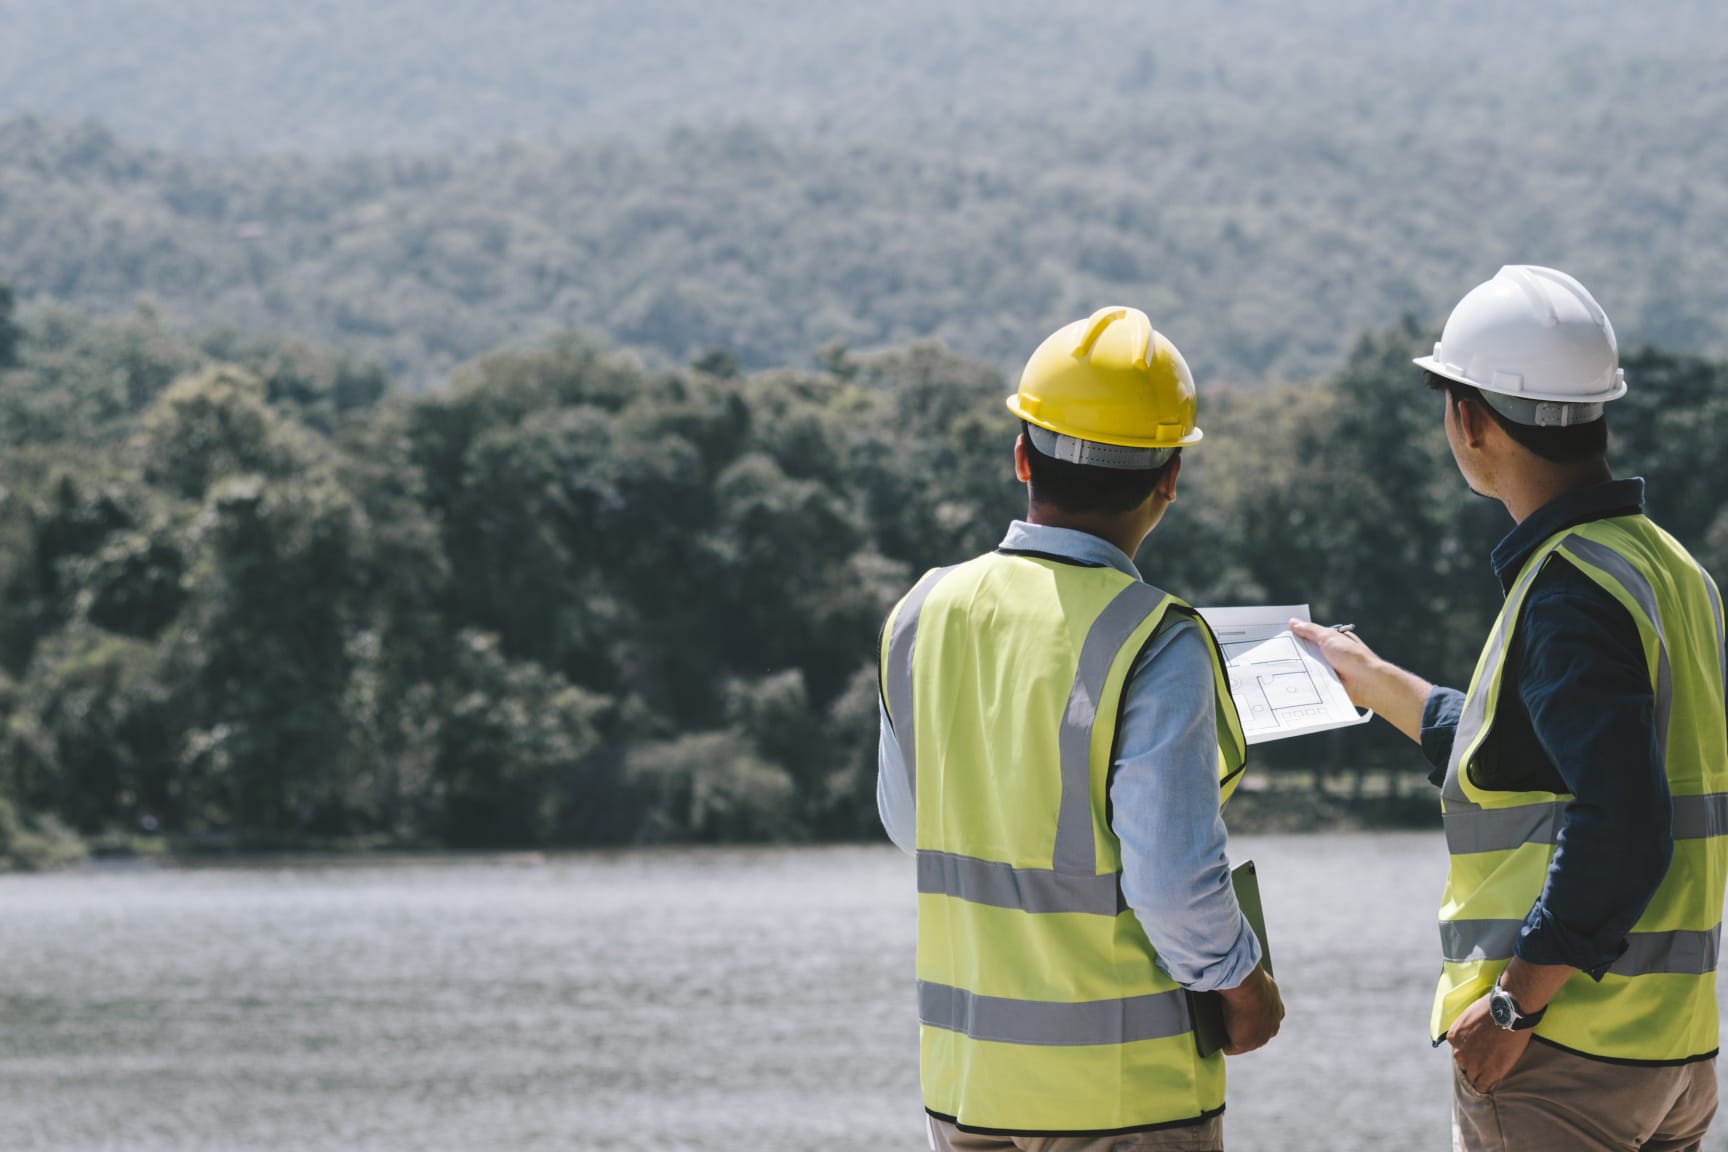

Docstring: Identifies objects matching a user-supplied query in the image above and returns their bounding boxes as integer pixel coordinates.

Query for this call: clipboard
[1186,859,1273,1058]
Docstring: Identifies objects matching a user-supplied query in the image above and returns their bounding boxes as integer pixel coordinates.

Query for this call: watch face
[1489,989,1515,1028]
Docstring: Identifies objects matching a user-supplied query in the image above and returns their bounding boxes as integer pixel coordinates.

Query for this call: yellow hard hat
[1007,306,1203,460]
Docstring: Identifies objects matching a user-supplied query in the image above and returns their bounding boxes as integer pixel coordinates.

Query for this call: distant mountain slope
[3,1,1726,382]
[2,112,1725,385]
[1,0,1723,156]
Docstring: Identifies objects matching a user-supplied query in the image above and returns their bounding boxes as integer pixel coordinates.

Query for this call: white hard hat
[1414,265,1625,427]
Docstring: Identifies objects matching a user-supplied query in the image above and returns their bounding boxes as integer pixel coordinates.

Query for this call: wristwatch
[1488,981,1546,1031]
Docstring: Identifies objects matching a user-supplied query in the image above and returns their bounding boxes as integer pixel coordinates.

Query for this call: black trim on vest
[1434,1031,1719,1068]
[1531,1035,1720,1069]
[927,1103,1224,1139]
[995,547,1109,568]
[875,613,892,723]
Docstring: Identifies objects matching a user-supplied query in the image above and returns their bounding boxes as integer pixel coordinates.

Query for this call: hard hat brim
[1412,355,1628,406]
[1006,395,1204,449]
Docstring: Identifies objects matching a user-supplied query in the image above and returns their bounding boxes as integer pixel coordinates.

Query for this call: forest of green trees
[2,278,1725,867]
[3,0,1727,865]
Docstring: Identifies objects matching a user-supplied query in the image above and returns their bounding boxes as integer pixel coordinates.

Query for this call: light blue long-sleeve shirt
[877,521,1261,992]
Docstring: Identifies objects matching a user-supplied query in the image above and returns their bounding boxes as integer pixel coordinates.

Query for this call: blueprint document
[1196,604,1372,744]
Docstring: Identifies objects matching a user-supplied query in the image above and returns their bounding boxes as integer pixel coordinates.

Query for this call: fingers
[1219,981,1284,1056]
[1290,619,1365,648]
[1461,1065,1496,1094]
[1448,1014,1525,1094]
[1452,1049,1487,1093]
[1221,1021,1277,1056]
[1451,1046,1470,1084]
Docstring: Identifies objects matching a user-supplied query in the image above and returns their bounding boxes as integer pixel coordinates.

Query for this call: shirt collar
[997,520,1142,580]
[1490,477,1646,589]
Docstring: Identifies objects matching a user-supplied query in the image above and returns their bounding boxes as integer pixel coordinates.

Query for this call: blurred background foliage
[0,283,1723,863]
[2,0,1727,861]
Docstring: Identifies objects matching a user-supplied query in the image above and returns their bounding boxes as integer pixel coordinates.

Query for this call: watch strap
[1495,982,1546,1030]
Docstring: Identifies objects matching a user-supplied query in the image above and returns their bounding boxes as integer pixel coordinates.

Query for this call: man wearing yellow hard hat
[877,306,1285,1150]
[1296,267,1727,1150]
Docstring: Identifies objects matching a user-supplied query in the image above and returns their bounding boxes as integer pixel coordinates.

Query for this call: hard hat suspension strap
[1025,423,1175,471]
[1478,391,1605,428]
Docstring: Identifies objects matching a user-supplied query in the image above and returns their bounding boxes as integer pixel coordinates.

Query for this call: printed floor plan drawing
[1197,604,1372,744]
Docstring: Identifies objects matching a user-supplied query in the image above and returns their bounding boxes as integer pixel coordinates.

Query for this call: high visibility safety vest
[880,549,1248,1135]
[1433,514,1728,1063]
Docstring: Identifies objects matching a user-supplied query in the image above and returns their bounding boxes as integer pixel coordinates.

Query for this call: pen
[1332,623,1356,634]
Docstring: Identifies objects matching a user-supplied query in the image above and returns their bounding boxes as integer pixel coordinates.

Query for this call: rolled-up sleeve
[1515,567,1673,977]
[1109,618,1262,992]
[1420,687,1465,786]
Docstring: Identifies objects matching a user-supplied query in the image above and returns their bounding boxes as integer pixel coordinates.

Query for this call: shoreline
[1225,784,1441,835]
[6,790,1440,874]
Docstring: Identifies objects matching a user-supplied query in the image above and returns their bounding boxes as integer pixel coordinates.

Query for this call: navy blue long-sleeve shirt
[1419,478,1675,977]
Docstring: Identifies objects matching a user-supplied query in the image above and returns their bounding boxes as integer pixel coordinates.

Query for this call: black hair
[1021,422,1178,515]
[1423,372,1607,464]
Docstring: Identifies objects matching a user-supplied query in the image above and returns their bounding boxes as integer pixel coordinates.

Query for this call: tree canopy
[1,291,1723,863]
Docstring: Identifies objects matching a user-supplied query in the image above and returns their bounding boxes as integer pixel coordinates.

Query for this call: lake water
[2,833,1724,1151]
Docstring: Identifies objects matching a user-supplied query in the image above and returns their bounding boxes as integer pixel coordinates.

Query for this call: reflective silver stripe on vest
[918,979,1191,1046]
[1441,556,1554,816]
[1611,926,1721,977]
[883,566,959,803]
[1445,793,1728,855]
[916,850,1126,916]
[1440,920,1721,976]
[1560,536,1674,770]
[1444,800,1567,855]
[1052,582,1170,875]
[1672,793,1728,840]
[1438,918,1521,963]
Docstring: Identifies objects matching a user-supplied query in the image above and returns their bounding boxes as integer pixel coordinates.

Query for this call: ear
[1155,453,1182,504]
[1014,433,1032,483]
[1455,396,1492,448]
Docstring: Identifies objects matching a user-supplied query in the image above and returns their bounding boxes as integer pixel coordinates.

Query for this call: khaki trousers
[1452,1039,1717,1152]
[928,1114,1224,1152]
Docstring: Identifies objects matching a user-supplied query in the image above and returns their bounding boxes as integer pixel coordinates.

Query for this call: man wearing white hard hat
[1296,266,1727,1151]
